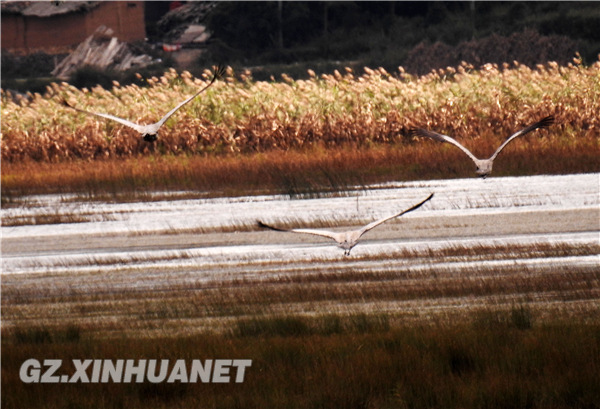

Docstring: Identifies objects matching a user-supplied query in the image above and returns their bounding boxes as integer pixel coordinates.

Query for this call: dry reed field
[2,58,600,197]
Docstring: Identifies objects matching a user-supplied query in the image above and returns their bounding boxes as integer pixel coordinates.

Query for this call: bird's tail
[257,221,288,232]
[211,64,227,83]
[525,115,555,135]
[59,97,74,109]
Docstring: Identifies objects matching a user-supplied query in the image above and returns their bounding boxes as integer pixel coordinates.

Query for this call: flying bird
[258,193,434,256]
[410,115,554,178]
[61,65,225,142]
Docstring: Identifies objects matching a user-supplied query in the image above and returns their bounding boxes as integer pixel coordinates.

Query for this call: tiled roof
[1,1,101,17]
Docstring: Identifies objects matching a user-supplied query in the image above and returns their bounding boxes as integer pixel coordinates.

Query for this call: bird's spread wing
[410,128,480,163]
[61,98,146,133]
[257,221,340,242]
[357,193,434,237]
[490,115,554,160]
[155,64,226,128]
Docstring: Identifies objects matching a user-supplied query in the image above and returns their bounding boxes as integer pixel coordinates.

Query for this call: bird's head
[475,160,493,178]
[143,133,158,142]
[476,168,490,178]
[340,240,356,256]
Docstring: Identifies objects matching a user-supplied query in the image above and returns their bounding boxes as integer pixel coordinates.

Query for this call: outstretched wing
[357,193,434,238]
[410,128,480,163]
[61,98,146,134]
[155,64,226,128]
[257,221,341,242]
[490,115,554,161]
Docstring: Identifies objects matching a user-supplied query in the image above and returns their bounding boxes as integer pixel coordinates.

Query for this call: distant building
[1,1,145,54]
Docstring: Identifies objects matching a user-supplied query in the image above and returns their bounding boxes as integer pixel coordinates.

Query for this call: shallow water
[3,173,598,237]
[2,173,598,276]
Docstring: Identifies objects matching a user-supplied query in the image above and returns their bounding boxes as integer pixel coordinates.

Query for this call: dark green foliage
[208,2,279,54]
[234,316,312,338]
[1,48,175,93]
[198,1,600,70]
[405,29,578,76]
[12,325,81,344]
[69,65,121,90]
[13,327,52,345]
[1,51,61,94]
[233,314,391,338]
[4,2,600,93]
[511,305,534,330]
[0,77,57,96]
[68,61,177,90]
[1,51,58,79]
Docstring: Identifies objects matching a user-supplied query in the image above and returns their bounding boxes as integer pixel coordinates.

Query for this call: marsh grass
[1,209,119,226]
[2,237,598,407]
[2,135,599,200]
[232,313,390,338]
[2,310,599,409]
[2,240,598,339]
[4,239,596,278]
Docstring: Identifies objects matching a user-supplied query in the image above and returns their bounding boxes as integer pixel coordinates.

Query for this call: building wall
[7,12,87,51]
[1,16,24,49]
[84,2,145,44]
[1,1,145,53]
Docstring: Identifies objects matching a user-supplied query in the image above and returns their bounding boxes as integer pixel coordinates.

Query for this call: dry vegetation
[3,241,598,337]
[3,319,599,409]
[3,60,599,159]
[2,58,600,197]
[2,239,599,408]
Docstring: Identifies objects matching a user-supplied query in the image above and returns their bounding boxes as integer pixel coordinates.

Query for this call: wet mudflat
[2,173,599,337]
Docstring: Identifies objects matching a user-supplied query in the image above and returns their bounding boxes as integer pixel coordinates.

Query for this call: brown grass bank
[2,134,599,200]
[2,313,599,409]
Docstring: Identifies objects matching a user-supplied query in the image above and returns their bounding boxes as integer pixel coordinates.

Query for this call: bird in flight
[61,65,225,142]
[410,115,554,178]
[258,193,434,256]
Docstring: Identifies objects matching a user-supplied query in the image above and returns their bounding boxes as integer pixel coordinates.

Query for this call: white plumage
[258,193,434,256]
[62,65,225,142]
[410,116,554,178]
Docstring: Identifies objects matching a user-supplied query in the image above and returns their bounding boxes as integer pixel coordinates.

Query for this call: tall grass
[3,60,599,197]
[2,59,599,161]
[2,312,599,409]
